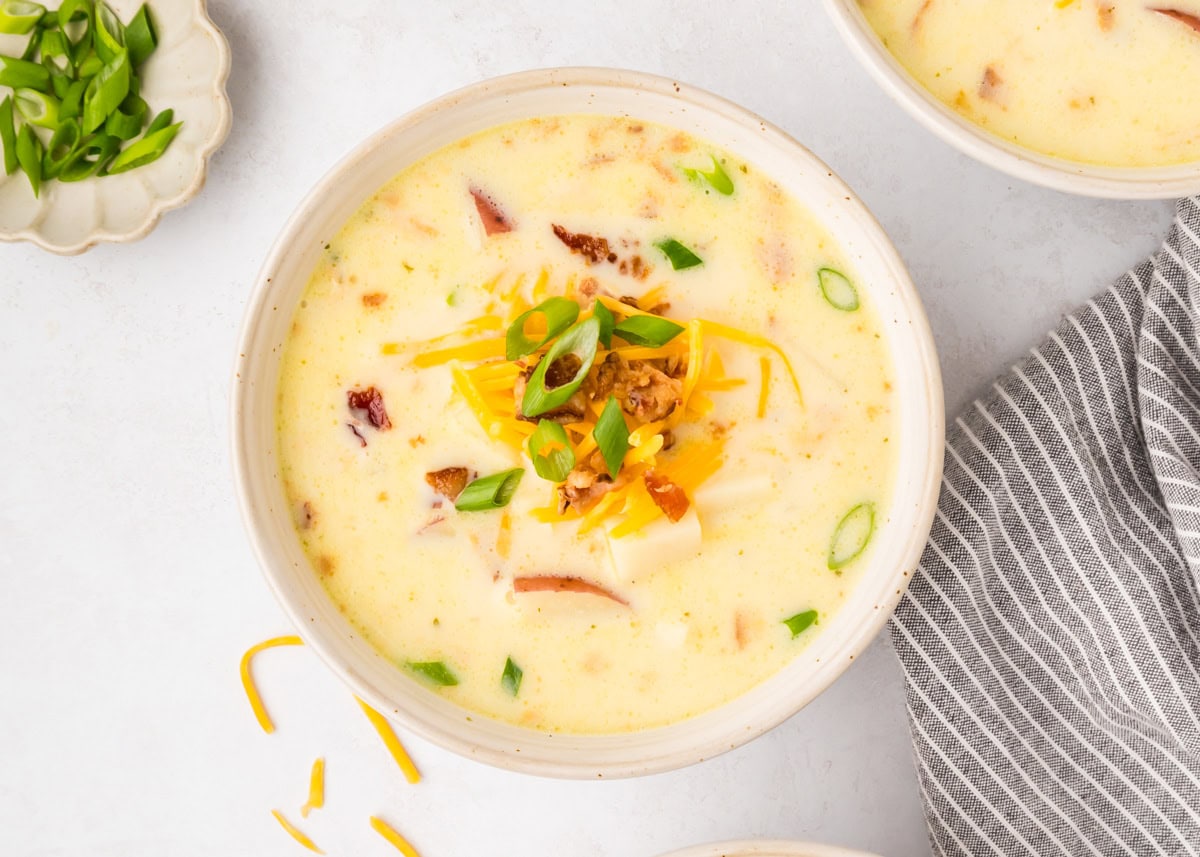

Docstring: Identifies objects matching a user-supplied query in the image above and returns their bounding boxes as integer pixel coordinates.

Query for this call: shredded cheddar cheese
[702,319,804,407]
[370,816,423,857]
[300,757,325,818]
[757,355,771,418]
[355,697,422,784]
[240,635,304,735]
[271,809,324,854]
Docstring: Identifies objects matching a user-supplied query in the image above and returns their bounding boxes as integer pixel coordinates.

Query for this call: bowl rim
[232,65,944,778]
[655,840,882,857]
[0,0,232,255]
[821,0,1200,200]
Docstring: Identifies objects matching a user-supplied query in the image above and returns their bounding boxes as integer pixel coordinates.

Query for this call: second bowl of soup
[233,68,943,777]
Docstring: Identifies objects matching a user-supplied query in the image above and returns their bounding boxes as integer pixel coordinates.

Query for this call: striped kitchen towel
[892,196,1200,857]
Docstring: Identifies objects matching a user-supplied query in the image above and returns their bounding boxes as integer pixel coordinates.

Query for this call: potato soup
[276,115,897,734]
[861,0,1200,167]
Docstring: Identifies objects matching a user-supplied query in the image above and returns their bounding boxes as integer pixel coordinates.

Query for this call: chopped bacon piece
[978,66,1003,102]
[362,292,387,307]
[347,423,367,447]
[1096,2,1115,30]
[557,451,627,513]
[552,224,617,264]
[1151,7,1200,34]
[470,187,512,236]
[513,575,629,606]
[348,387,391,430]
[588,354,682,422]
[425,467,474,501]
[644,469,690,522]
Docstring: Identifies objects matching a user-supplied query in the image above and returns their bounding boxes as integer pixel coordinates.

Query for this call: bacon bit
[552,224,616,264]
[347,423,367,447]
[1151,7,1200,33]
[316,555,336,578]
[362,292,388,307]
[578,276,601,300]
[735,611,750,650]
[1096,2,1115,30]
[978,65,1004,102]
[514,575,629,606]
[424,467,473,501]
[470,187,512,236]
[668,132,691,153]
[348,387,392,430]
[644,470,690,522]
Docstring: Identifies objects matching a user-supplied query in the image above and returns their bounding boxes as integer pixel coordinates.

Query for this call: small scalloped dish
[0,0,230,254]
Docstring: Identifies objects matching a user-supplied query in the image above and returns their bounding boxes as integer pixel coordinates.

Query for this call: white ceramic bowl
[822,0,1200,199]
[232,67,944,779]
[0,0,231,254]
[656,841,881,857]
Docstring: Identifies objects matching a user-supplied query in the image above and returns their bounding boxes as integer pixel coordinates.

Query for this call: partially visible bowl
[232,67,943,778]
[656,841,882,857]
[0,0,231,254]
[822,0,1200,199]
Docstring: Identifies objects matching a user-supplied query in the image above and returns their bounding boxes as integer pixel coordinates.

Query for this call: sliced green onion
[501,657,523,697]
[0,0,46,34]
[58,132,117,181]
[818,268,860,312]
[783,609,819,638]
[48,71,70,98]
[505,296,580,361]
[41,117,80,178]
[455,468,524,512]
[81,48,129,133]
[593,396,630,478]
[124,4,155,67]
[527,420,575,483]
[58,0,93,27]
[520,316,600,418]
[828,502,875,571]
[682,154,734,195]
[58,78,86,120]
[75,50,102,79]
[105,92,146,139]
[406,661,459,687]
[15,88,58,128]
[143,106,172,135]
[612,315,685,348]
[19,22,41,60]
[103,119,178,173]
[0,55,50,91]
[38,28,70,74]
[593,298,615,349]
[15,122,42,196]
[0,95,16,175]
[91,0,124,63]
[655,238,703,271]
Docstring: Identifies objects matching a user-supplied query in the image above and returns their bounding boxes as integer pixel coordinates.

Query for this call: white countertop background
[0,2,1178,855]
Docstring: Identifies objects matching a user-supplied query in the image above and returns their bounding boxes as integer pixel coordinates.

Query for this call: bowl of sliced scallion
[0,0,230,254]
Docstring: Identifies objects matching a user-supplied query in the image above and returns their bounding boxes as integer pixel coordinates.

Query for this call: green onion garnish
[593,396,629,478]
[57,0,91,28]
[105,119,179,173]
[104,92,146,140]
[655,238,703,271]
[505,296,580,361]
[58,133,118,181]
[92,1,125,64]
[38,27,68,73]
[0,54,50,90]
[144,106,172,135]
[81,49,129,133]
[593,297,615,349]
[682,154,734,195]
[0,1,45,35]
[124,4,155,67]
[527,419,575,483]
[828,502,875,571]
[406,660,459,687]
[454,468,524,512]
[612,315,685,348]
[818,268,860,312]
[0,95,16,174]
[783,609,819,638]
[520,316,600,418]
[75,51,102,79]
[501,657,523,697]
[41,116,78,178]
[14,120,41,195]
[14,87,57,127]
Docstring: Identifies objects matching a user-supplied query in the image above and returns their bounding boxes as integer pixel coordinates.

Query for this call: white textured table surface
[0,3,1177,856]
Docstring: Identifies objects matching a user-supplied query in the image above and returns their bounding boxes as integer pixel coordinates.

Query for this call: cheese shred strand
[300,757,325,818]
[370,816,423,857]
[757,356,771,418]
[240,635,304,735]
[271,809,324,854]
[355,697,422,784]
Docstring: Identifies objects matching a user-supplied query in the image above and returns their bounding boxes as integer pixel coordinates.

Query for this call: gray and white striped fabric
[893,196,1200,857]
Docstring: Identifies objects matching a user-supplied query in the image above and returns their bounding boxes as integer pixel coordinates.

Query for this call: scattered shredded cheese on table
[272,809,324,854]
[240,636,304,734]
[300,757,325,818]
[370,816,423,857]
[355,697,422,784]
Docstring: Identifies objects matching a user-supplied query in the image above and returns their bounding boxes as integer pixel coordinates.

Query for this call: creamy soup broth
[861,0,1200,167]
[276,115,896,733]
